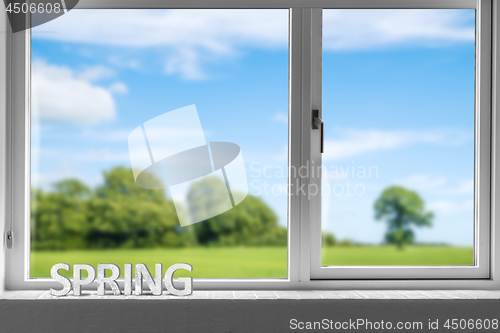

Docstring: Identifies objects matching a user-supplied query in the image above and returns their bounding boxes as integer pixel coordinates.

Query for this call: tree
[95,167,166,203]
[31,167,197,250]
[87,167,195,249]
[374,186,433,249]
[322,232,337,247]
[52,179,91,199]
[187,177,286,246]
[31,182,90,250]
[31,167,286,249]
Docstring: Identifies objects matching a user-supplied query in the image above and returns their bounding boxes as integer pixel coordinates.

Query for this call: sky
[31,9,475,247]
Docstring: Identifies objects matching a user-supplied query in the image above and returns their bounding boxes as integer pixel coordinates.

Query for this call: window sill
[2,289,499,333]
[2,290,500,300]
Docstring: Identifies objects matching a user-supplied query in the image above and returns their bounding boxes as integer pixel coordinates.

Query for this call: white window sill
[2,290,500,300]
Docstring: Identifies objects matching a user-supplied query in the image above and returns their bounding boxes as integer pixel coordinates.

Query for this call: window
[29,9,289,280]
[3,0,500,290]
[312,8,487,279]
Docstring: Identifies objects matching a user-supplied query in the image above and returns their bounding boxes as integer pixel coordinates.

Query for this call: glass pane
[30,9,289,278]
[321,9,475,266]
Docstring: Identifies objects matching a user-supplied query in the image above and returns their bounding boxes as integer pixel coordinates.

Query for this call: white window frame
[2,0,500,291]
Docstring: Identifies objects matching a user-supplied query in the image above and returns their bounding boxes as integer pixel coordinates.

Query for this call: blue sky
[31,9,475,246]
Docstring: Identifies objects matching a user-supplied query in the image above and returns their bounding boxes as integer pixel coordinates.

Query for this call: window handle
[6,231,13,249]
[312,110,324,153]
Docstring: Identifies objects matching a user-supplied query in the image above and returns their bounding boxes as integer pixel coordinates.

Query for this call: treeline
[31,167,288,250]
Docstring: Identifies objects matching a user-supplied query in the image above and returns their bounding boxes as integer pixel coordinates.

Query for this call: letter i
[124,264,132,296]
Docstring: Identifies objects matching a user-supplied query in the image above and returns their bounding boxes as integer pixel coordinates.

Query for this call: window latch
[312,110,324,153]
[6,231,13,249]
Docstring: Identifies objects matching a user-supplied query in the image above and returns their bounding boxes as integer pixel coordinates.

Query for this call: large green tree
[374,186,433,249]
[187,177,286,246]
[87,167,195,248]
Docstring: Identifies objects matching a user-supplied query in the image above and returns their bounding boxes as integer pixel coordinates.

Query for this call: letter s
[50,263,72,296]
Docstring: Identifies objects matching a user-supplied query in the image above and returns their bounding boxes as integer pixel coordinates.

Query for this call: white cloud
[78,65,115,81]
[323,128,471,161]
[107,56,141,70]
[36,146,130,164]
[274,145,288,162]
[32,60,117,126]
[81,128,130,142]
[81,126,213,145]
[443,179,474,195]
[74,149,130,162]
[33,9,474,79]
[32,170,85,189]
[33,10,288,80]
[329,211,357,222]
[428,199,473,216]
[395,174,447,191]
[109,82,128,94]
[165,47,205,80]
[35,10,287,48]
[272,112,288,125]
[323,9,474,51]
[142,127,207,141]
[395,175,474,196]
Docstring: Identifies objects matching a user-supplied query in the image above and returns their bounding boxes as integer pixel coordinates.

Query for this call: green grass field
[322,245,473,266]
[31,247,288,278]
[31,246,473,278]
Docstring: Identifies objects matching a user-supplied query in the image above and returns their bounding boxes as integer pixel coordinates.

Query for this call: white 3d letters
[135,263,163,296]
[49,263,193,296]
[97,264,121,296]
[165,263,193,296]
[73,264,96,296]
[50,263,72,296]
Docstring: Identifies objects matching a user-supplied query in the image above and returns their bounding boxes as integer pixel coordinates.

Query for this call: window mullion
[309,8,323,277]
[299,7,313,283]
[288,7,303,283]
[289,7,317,283]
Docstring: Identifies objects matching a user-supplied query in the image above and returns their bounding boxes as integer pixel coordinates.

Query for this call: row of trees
[31,166,433,251]
[31,167,288,250]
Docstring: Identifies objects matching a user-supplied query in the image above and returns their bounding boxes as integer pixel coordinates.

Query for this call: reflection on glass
[30,9,289,278]
[321,9,475,266]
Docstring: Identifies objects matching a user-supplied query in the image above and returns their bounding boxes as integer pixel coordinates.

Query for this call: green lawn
[31,247,288,278]
[322,245,473,266]
[31,246,473,278]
